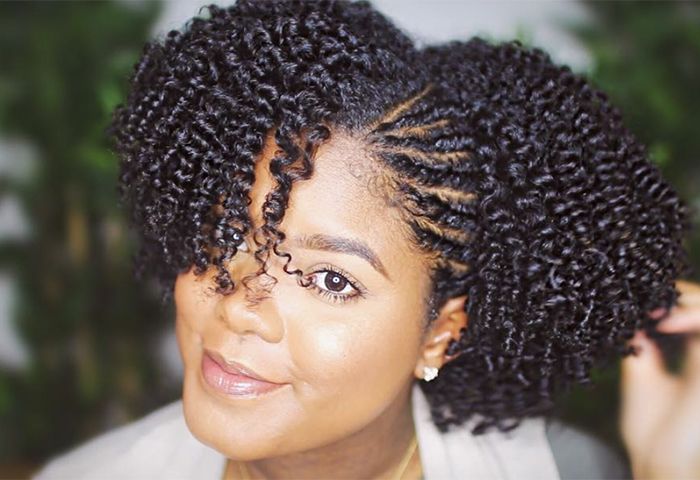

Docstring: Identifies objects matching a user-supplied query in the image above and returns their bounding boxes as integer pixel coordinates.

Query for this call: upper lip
[204,348,282,384]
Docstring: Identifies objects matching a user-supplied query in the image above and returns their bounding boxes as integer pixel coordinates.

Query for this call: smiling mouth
[200,351,287,398]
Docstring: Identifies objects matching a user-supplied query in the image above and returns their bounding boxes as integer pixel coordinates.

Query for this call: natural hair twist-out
[109,0,695,434]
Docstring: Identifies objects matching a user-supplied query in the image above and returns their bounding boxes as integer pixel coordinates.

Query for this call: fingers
[684,333,700,383]
[655,308,700,333]
[648,307,669,320]
[645,279,700,328]
[650,278,700,333]
[619,330,680,453]
[621,330,673,387]
[676,279,700,307]
[620,330,678,409]
[652,307,700,389]
[649,280,700,381]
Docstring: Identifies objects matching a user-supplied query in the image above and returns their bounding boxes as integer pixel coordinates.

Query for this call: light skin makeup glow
[174,128,468,479]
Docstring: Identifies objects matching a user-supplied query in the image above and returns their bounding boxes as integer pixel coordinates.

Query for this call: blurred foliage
[0,0,172,470]
[551,0,700,466]
[572,1,700,267]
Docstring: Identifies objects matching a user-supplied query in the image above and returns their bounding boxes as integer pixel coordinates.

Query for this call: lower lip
[200,353,285,397]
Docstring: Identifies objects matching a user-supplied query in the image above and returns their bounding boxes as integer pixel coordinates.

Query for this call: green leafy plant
[0,1,169,472]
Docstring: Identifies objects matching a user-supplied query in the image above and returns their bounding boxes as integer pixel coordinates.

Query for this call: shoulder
[412,384,562,479]
[544,417,632,480]
[32,400,222,480]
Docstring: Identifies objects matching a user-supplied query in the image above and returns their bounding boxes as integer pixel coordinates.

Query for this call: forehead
[248,128,429,273]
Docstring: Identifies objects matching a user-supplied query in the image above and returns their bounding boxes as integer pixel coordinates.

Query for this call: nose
[215,265,285,344]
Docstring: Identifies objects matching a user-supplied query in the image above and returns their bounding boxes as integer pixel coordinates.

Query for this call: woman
[34,0,700,478]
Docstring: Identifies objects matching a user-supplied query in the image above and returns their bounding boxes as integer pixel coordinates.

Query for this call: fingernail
[648,307,668,320]
[655,310,698,331]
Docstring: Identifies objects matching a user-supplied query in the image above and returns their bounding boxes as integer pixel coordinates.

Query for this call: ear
[414,294,468,381]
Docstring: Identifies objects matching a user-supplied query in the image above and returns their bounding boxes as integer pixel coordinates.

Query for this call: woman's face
[174,129,435,459]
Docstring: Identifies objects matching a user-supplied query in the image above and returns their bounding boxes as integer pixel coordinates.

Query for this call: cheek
[291,323,354,387]
[174,272,217,368]
[285,293,422,414]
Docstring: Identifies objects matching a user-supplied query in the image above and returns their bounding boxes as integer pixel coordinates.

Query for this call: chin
[180,359,301,460]
[181,371,252,458]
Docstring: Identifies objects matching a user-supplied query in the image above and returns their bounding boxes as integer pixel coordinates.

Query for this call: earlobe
[414,294,468,380]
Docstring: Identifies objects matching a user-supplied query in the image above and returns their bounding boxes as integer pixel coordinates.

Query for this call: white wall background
[152,0,592,71]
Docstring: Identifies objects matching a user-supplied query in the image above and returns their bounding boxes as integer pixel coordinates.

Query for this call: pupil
[324,272,347,292]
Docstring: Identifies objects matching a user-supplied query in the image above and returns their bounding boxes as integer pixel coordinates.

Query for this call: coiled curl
[109,0,695,434]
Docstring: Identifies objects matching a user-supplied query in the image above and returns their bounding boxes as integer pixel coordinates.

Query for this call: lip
[200,349,286,398]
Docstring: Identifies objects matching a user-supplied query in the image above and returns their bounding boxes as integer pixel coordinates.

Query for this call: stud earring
[423,366,439,382]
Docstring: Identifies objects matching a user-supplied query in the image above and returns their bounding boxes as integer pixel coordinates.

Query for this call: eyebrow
[292,233,390,280]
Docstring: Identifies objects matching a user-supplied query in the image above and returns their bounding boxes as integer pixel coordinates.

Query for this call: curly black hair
[108,0,695,435]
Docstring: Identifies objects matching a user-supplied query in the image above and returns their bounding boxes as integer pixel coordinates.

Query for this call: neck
[224,383,419,480]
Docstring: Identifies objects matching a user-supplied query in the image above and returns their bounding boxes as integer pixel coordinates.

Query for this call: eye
[316,270,353,294]
[303,265,366,304]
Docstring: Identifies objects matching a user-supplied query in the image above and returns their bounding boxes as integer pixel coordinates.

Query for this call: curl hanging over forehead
[109,0,429,301]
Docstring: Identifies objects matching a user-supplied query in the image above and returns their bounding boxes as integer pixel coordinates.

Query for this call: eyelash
[301,264,366,305]
[230,240,364,304]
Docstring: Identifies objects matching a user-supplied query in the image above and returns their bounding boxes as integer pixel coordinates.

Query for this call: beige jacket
[33,383,624,479]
